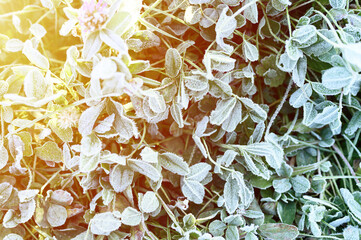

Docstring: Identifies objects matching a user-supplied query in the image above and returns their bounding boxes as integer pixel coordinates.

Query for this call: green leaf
[165,48,182,78]
[181,178,205,204]
[91,212,122,235]
[141,191,160,213]
[121,207,141,226]
[159,152,189,175]
[259,223,299,240]
[322,66,353,90]
[277,201,296,224]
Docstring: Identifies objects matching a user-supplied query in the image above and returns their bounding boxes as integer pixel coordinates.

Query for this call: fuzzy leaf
[322,66,353,90]
[159,152,189,175]
[91,212,122,235]
[181,178,205,204]
[165,48,182,78]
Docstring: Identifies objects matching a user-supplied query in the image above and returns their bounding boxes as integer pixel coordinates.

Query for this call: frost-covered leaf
[0,182,13,206]
[141,191,160,213]
[273,178,292,193]
[30,23,46,39]
[165,48,182,78]
[91,58,117,79]
[159,152,189,175]
[81,133,101,157]
[23,69,47,100]
[292,56,307,87]
[342,43,361,70]
[312,82,341,95]
[186,163,211,182]
[4,234,23,240]
[5,39,23,52]
[215,7,237,54]
[313,105,339,125]
[181,178,205,204]
[259,223,299,240]
[140,147,158,164]
[291,176,310,193]
[128,159,161,181]
[110,165,134,193]
[292,25,317,46]
[47,204,67,227]
[35,141,62,163]
[22,40,49,69]
[289,83,312,108]
[345,112,361,135]
[184,6,202,24]
[83,31,102,60]
[243,40,259,62]
[243,0,258,24]
[108,100,139,141]
[322,66,353,90]
[0,143,9,170]
[303,102,317,126]
[121,207,141,226]
[91,212,122,235]
[343,226,360,240]
[330,0,346,9]
[224,174,240,214]
[78,101,105,136]
[210,97,237,125]
[99,28,127,54]
[170,102,184,128]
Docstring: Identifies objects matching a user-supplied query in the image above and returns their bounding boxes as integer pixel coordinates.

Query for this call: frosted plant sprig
[78,0,109,34]
[56,107,80,129]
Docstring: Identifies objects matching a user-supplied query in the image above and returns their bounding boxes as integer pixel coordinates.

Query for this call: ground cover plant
[0,0,361,239]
